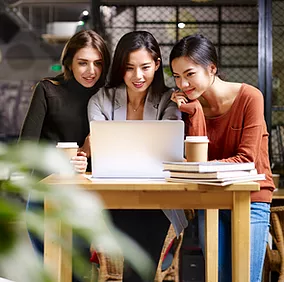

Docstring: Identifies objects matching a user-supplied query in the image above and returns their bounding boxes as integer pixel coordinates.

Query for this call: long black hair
[108,30,168,95]
[169,34,219,75]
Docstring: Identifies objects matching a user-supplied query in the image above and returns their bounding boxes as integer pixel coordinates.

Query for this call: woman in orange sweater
[169,34,274,282]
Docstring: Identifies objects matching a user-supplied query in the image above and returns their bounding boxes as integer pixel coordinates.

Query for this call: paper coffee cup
[56,142,78,160]
[185,136,209,162]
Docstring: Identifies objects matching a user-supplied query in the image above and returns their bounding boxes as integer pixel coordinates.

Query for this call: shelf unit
[41,34,70,44]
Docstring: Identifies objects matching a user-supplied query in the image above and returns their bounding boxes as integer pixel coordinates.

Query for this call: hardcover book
[163,161,255,173]
[169,169,258,179]
[165,174,266,186]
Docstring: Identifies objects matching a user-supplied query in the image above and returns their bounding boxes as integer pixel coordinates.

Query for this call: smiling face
[71,46,103,88]
[123,48,160,96]
[171,56,216,100]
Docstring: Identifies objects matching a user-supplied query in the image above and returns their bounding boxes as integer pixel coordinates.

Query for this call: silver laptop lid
[90,120,184,178]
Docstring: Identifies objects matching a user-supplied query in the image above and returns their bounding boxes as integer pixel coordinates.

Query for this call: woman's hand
[78,134,91,158]
[180,98,204,117]
[70,151,88,174]
[171,90,188,108]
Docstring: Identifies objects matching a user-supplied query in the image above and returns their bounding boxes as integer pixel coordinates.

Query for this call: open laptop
[90,120,184,179]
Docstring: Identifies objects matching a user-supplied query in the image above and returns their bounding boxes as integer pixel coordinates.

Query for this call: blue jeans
[198,202,270,282]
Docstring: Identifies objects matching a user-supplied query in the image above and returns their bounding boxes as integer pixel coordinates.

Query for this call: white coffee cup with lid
[56,142,79,159]
[56,142,79,175]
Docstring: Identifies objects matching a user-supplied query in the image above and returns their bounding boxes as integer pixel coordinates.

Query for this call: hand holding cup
[56,142,87,174]
[70,151,88,174]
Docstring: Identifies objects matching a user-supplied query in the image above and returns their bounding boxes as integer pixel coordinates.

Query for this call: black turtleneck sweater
[20,75,98,148]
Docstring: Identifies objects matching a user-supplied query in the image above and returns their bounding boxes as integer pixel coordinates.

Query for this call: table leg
[205,209,219,282]
[44,198,72,282]
[231,192,250,282]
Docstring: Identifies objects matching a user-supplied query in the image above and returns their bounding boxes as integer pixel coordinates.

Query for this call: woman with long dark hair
[170,33,274,282]
[88,30,188,282]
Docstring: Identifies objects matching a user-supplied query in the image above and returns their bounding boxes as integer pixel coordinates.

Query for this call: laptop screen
[90,120,184,178]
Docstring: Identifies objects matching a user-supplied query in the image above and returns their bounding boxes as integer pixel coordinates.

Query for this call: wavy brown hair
[61,30,110,88]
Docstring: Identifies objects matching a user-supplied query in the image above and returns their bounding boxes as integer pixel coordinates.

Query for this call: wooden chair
[154,224,184,282]
[90,224,184,282]
[90,210,195,282]
[263,206,284,281]
[90,248,123,282]
[154,210,194,282]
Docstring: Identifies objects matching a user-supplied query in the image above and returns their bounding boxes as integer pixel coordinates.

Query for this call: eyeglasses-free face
[171,56,216,100]
[71,46,103,88]
[123,48,160,97]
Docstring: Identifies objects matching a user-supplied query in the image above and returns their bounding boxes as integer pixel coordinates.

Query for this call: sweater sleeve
[180,99,207,136]
[19,82,47,142]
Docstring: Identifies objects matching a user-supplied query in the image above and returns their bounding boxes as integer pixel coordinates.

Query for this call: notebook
[163,161,255,173]
[89,120,184,179]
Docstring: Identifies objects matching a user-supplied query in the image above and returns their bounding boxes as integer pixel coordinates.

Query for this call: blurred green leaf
[0,141,154,281]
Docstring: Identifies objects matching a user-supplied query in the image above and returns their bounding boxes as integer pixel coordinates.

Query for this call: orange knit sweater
[181,83,275,203]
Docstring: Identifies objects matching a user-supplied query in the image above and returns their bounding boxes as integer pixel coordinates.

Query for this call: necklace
[128,99,145,112]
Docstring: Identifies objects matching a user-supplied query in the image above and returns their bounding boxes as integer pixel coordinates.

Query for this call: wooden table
[41,174,260,282]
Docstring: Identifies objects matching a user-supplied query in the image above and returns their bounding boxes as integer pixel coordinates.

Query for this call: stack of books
[163,161,266,186]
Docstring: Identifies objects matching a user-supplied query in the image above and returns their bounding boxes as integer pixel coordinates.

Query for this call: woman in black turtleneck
[20,30,110,162]
[19,30,110,282]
